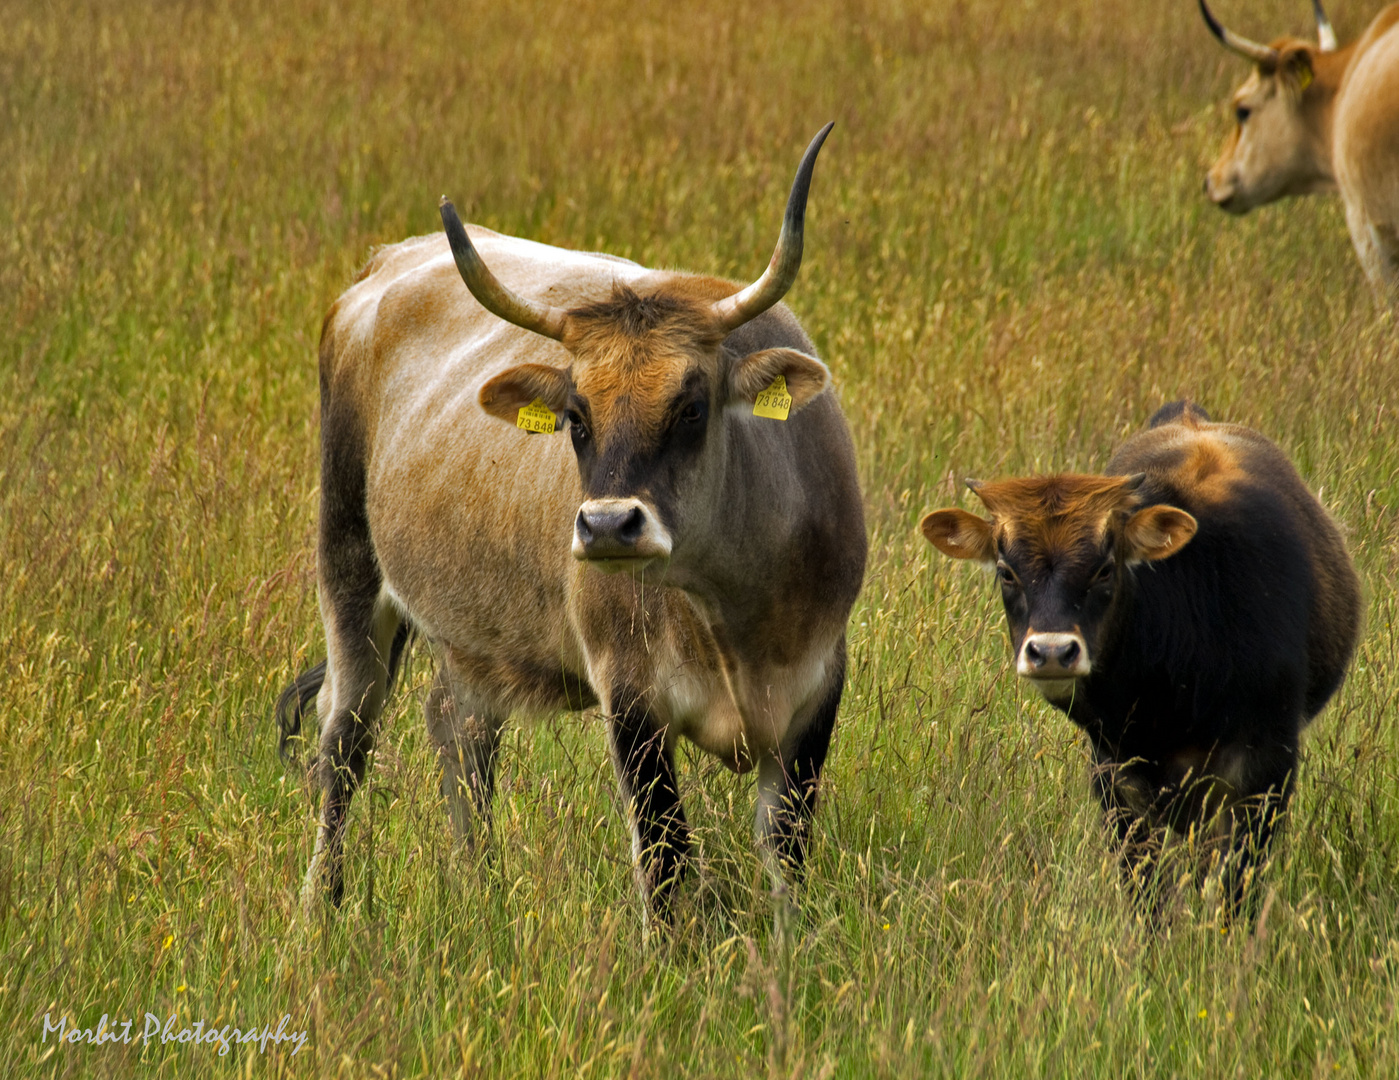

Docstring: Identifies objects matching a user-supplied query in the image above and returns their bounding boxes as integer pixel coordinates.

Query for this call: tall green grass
[2,0,1396,1074]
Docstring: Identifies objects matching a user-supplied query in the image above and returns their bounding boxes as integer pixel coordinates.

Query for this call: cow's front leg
[754,644,844,897]
[607,691,691,924]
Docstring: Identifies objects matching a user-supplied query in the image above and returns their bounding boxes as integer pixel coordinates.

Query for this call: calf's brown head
[439,125,835,581]
[920,475,1197,702]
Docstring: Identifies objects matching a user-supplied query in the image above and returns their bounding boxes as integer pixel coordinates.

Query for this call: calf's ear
[1124,505,1197,562]
[920,509,996,563]
[728,348,831,414]
[479,364,572,426]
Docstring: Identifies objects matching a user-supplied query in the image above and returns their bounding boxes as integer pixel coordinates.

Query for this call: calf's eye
[1235,105,1251,124]
[996,564,1018,586]
[567,411,589,440]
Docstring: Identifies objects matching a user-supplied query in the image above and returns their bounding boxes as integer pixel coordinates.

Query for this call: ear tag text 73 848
[516,398,557,434]
[752,375,792,421]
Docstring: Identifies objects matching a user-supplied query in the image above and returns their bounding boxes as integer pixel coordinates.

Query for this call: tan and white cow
[1200,0,1399,298]
[276,125,867,923]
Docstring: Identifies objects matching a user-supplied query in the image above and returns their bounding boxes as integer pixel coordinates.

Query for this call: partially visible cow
[920,402,1361,915]
[275,124,867,925]
[1199,0,1399,299]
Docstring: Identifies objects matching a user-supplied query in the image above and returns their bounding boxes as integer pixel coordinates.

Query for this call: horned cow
[275,125,867,924]
[1200,0,1399,300]
[920,402,1361,915]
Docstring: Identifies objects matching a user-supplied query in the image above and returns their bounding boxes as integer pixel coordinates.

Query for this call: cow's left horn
[1312,0,1337,51]
[710,122,834,334]
[1198,0,1280,64]
[439,197,569,342]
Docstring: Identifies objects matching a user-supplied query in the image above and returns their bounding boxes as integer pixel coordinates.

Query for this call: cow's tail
[274,623,415,763]
[275,660,327,763]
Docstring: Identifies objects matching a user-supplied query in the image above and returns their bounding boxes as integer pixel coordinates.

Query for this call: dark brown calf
[921,402,1361,916]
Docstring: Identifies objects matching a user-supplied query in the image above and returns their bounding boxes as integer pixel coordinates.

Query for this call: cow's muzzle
[572,498,672,573]
[1017,631,1091,700]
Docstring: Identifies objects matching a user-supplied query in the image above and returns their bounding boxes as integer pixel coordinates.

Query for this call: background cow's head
[920,475,1197,702]
[440,125,835,581]
[1199,0,1341,212]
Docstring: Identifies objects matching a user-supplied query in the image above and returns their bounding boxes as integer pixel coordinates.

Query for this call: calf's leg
[1218,741,1297,922]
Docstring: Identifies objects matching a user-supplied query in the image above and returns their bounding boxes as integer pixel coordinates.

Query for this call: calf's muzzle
[1017,631,1091,680]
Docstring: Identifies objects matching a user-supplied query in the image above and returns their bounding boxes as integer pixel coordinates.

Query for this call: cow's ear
[479,363,572,427]
[1124,505,1197,562]
[920,509,996,563]
[1281,44,1316,94]
[728,348,830,414]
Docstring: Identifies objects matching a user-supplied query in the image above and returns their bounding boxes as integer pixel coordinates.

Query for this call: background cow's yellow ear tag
[1297,66,1313,91]
[752,375,792,421]
[516,398,556,434]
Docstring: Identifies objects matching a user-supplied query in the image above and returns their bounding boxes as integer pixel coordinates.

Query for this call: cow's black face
[920,474,1199,706]
[996,533,1121,705]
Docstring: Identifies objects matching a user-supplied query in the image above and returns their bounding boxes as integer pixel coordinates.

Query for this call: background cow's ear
[1281,44,1316,93]
[920,509,996,562]
[728,348,831,413]
[1124,505,1198,562]
[478,363,572,426]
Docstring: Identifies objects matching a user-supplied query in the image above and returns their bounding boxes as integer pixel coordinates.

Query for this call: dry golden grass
[1,0,1397,1075]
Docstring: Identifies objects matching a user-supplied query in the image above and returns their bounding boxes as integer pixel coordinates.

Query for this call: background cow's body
[291,206,866,917]
[921,403,1361,915]
[1201,1,1399,299]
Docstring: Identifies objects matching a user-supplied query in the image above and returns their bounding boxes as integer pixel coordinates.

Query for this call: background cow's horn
[439,197,569,342]
[1312,0,1337,51]
[710,122,834,334]
[1197,0,1281,64]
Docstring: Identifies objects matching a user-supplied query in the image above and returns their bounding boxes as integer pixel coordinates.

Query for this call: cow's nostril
[618,506,645,544]
[1060,640,1080,666]
[575,510,595,544]
[1024,641,1044,667]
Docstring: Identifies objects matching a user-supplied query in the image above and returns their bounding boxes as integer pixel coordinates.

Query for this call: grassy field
[3,0,1397,1074]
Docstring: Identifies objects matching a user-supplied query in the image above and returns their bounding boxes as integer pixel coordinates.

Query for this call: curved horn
[1312,0,1337,51]
[710,122,834,334]
[439,197,569,342]
[1198,0,1280,64]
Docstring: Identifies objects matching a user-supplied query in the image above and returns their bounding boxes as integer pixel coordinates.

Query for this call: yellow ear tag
[752,375,792,421]
[1297,66,1313,91]
[516,398,556,434]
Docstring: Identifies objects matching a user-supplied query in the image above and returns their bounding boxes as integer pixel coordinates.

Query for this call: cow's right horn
[439,197,569,342]
[1198,0,1280,64]
[710,122,834,334]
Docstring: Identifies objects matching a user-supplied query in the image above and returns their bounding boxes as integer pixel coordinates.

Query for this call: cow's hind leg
[304,594,404,909]
[1218,741,1296,923]
[754,641,844,898]
[1092,760,1169,920]
[607,690,690,926]
[425,651,506,847]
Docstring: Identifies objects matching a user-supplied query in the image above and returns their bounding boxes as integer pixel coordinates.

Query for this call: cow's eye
[996,563,1019,587]
[1093,562,1114,584]
[1236,105,1251,124]
[567,411,588,441]
[679,400,706,425]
